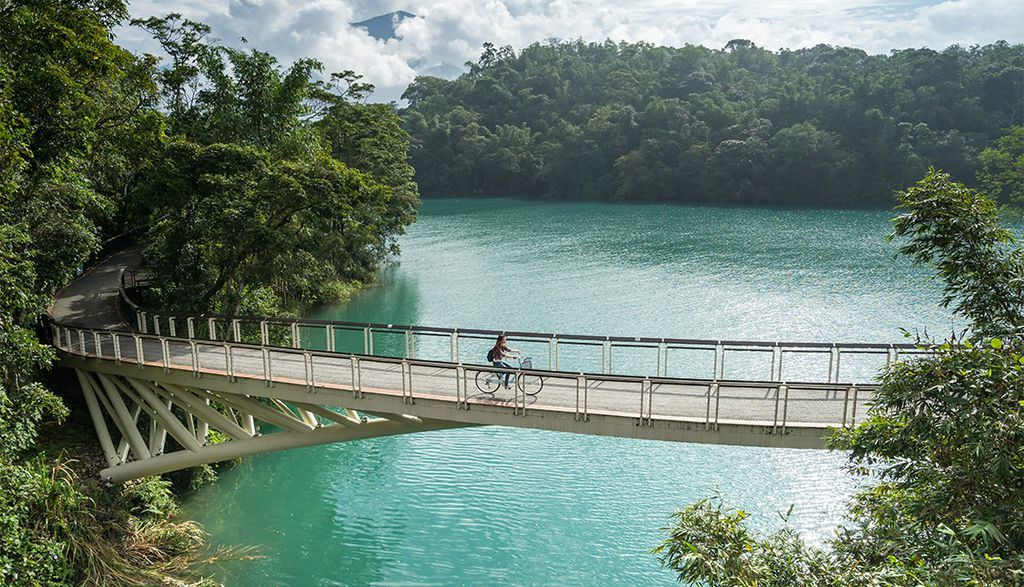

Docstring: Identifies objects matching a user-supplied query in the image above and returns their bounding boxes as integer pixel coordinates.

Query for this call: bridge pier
[72,369,472,482]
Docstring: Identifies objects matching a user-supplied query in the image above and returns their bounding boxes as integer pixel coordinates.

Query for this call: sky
[115,0,1024,102]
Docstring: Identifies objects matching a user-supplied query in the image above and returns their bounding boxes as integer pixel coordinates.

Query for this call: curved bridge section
[51,253,922,482]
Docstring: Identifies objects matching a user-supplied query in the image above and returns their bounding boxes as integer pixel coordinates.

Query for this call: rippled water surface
[184,199,955,585]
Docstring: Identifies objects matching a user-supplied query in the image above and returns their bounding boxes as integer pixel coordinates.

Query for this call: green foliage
[0,457,216,586]
[653,498,844,586]
[403,40,1023,205]
[890,168,1024,337]
[142,140,402,314]
[979,126,1024,203]
[658,172,1024,585]
[829,339,1024,584]
[0,3,263,584]
[133,15,418,314]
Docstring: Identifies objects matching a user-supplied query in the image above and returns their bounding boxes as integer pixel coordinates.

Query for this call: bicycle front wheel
[475,370,500,394]
[518,374,544,396]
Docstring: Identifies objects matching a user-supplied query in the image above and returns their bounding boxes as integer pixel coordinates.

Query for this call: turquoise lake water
[183,199,956,585]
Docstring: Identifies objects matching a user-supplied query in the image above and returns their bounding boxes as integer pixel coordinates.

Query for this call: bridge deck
[56,326,869,438]
[47,247,888,483]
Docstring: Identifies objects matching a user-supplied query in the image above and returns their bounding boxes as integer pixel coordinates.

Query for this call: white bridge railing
[54,319,882,432]
[118,273,923,386]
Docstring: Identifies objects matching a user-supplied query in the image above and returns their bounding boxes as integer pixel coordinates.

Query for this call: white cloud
[116,0,1024,102]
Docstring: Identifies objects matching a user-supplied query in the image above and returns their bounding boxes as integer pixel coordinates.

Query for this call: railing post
[153,315,161,336]
[449,331,456,362]
[575,375,585,421]
[773,345,782,381]
[781,384,789,433]
[644,378,653,426]
[639,378,650,425]
[139,311,148,333]
[187,317,195,339]
[350,356,361,398]
[232,319,241,343]
[716,342,725,380]
[78,330,86,356]
[850,386,859,427]
[834,348,842,383]
[827,345,836,383]
[113,333,121,365]
[266,347,275,384]
[842,386,850,428]
[772,384,782,433]
[168,317,176,337]
[262,347,270,386]
[327,325,335,352]
[260,320,269,346]
[456,365,467,409]
[713,382,721,431]
[133,331,143,368]
[704,383,715,430]
[583,374,589,421]
[304,352,313,391]
[208,317,217,341]
[93,332,102,359]
[454,331,460,363]
[400,361,409,404]
[224,343,234,381]
[291,322,300,349]
[189,341,199,377]
[404,329,410,358]
[362,327,370,354]
[160,337,170,373]
[407,361,414,403]
[518,378,526,416]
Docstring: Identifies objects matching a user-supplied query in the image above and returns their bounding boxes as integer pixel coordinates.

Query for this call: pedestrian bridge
[51,253,922,482]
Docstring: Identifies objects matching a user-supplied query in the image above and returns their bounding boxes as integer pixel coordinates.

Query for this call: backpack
[486,347,496,362]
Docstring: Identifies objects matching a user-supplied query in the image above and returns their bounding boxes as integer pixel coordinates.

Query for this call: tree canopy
[130,14,418,315]
[0,4,419,583]
[402,40,1023,206]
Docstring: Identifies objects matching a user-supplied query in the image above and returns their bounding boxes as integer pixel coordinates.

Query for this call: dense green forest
[401,40,1023,206]
[0,2,414,584]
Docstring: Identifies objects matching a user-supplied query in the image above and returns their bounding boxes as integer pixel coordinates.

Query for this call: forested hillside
[0,3,415,583]
[401,40,1023,206]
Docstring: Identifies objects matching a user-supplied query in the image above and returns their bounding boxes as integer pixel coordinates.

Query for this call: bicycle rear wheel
[518,374,544,396]
[475,370,501,394]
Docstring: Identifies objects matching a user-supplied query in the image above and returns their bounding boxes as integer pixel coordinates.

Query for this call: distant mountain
[351,11,417,42]
[420,62,464,79]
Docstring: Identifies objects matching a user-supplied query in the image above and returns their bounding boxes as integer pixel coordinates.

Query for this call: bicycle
[475,356,544,396]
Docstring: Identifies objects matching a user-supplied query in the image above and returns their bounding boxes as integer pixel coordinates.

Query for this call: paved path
[50,246,142,330]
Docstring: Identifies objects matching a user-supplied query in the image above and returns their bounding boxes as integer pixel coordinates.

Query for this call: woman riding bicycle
[488,335,521,389]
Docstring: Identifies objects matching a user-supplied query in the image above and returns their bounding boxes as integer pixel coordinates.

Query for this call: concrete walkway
[50,246,142,330]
